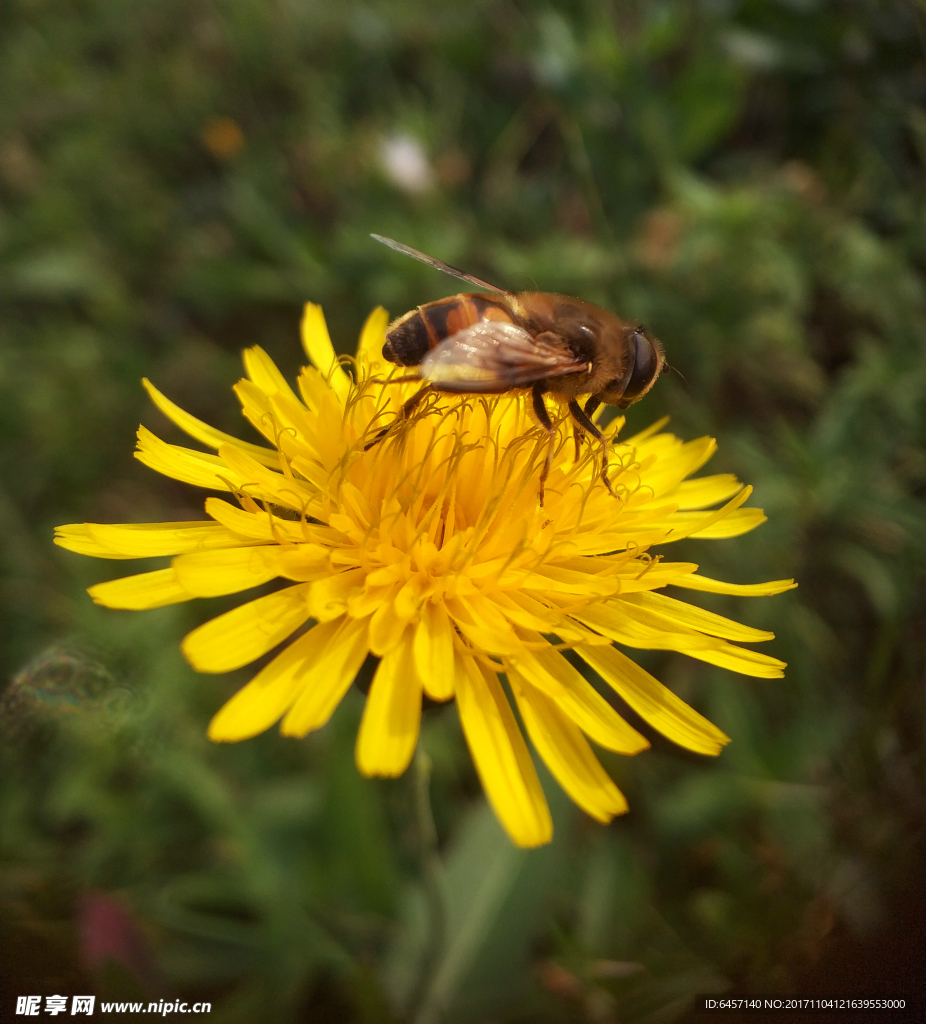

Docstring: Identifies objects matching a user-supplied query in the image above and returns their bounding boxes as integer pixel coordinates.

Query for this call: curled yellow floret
[56,304,795,847]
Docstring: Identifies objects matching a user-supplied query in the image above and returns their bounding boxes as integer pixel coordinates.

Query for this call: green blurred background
[2,1,923,1021]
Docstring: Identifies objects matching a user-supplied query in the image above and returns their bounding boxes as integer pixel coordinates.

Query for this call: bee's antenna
[663,362,689,390]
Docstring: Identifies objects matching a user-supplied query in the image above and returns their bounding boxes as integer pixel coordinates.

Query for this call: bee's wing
[419,320,590,392]
[371,234,511,295]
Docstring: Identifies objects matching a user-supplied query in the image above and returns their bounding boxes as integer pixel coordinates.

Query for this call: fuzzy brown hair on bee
[370,234,665,504]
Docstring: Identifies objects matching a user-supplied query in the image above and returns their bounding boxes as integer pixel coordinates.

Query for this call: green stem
[409,748,446,1024]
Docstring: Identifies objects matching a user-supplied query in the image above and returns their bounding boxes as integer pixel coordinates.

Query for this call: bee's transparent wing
[370,234,510,295]
[419,321,590,391]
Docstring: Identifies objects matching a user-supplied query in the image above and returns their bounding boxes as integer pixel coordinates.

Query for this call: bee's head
[600,325,665,408]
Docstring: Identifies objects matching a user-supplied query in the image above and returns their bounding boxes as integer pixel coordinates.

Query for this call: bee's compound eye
[618,330,660,406]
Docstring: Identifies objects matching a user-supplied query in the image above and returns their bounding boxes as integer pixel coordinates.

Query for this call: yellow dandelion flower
[56,305,795,847]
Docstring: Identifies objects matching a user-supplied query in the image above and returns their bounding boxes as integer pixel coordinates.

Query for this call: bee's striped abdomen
[382,294,515,367]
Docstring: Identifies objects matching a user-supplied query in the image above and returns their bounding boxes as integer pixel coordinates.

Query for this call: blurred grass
[1,1,923,1021]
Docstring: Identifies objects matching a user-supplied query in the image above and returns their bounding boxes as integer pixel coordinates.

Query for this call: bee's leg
[569,393,606,462]
[531,384,556,507]
[364,384,433,451]
[369,374,423,385]
[568,398,616,498]
[583,395,602,420]
[403,384,436,418]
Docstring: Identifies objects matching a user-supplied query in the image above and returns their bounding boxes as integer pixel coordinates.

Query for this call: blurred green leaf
[385,778,570,1024]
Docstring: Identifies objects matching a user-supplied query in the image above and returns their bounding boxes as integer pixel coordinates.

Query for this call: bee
[370,234,665,503]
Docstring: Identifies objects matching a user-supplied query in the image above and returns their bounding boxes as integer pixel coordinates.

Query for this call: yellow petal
[521,565,620,597]
[233,377,278,446]
[56,524,128,558]
[308,568,366,622]
[204,498,271,537]
[576,643,730,756]
[295,364,333,413]
[491,590,563,632]
[571,602,718,652]
[368,587,412,656]
[301,303,350,400]
[622,416,669,445]
[355,631,421,777]
[274,545,335,581]
[208,621,342,741]
[668,473,742,510]
[656,486,753,541]
[280,616,370,736]
[682,642,787,678]
[56,521,243,560]
[134,426,235,491]
[455,653,552,848]
[241,345,302,407]
[347,581,398,618]
[671,573,797,597]
[355,305,391,379]
[613,563,703,594]
[181,583,312,673]
[510,637,648,754]
[510,674,628,823]
[87,568,194,609]
[394,574,427,621]
[673,508,767,538]
[268,390,316,449]
[56,520,235,561]
[642,437,717,497]
[217,443,317,512]
[620,591,775,643]
[204,497,306,543]
[553,558,702,595]
[172,545,281,597]
[413,601,455,701]
[572,603,786,677]
[142,378,281,468]
[444,595,523,655]
[93,521,253,558]
[495,592,608,646]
